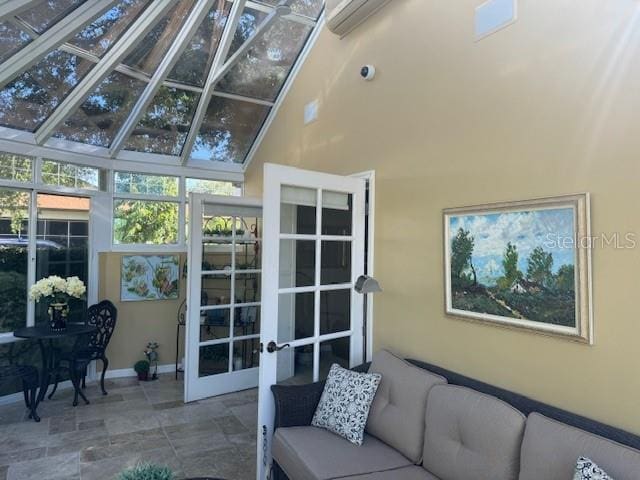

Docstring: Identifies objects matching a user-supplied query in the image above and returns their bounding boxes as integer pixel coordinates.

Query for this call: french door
[185,193,263,402]
[256,164,367,479]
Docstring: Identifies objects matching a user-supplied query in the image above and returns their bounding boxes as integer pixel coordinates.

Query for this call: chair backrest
[87,300,117,351]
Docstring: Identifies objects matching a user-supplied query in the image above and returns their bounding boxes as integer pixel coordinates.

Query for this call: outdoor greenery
[118,463,174,480]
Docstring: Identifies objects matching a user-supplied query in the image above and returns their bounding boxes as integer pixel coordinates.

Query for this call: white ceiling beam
[0,0,116,89]
[0,0,40,21]
[180,0,292,165]
[34,0,179,146]
[109,0,219,158]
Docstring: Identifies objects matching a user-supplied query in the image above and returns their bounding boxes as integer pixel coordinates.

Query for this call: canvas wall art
[121,255,180,301]
[444,194,592,343]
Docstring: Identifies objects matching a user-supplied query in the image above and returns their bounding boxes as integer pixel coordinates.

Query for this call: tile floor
[0,375,258,480]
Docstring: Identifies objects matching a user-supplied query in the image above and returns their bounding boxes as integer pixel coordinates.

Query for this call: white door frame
[256,163,367,479]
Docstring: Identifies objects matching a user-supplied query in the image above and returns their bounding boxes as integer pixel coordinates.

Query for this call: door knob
[266,341,290,353]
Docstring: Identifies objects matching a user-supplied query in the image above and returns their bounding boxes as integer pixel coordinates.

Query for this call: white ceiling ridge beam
[0,0,40,22]
[180,0,292,165]
[0,0,117,90]
[33,0,179,146]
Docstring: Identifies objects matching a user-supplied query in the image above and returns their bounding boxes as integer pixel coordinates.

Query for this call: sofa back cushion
[366,350,446,463]
[519,413,640,480]
[423,385,526,480]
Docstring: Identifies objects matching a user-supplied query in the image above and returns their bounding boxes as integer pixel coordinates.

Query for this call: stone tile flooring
[0,375,258,480]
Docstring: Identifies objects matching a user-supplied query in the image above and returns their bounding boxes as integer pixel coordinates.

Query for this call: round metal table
[14,323,97,408]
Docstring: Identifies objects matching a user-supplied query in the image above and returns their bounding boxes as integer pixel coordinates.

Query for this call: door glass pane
[235,272,260,304]
[233,338,259,371]
[202,242,232,271]
[236,216,261,240]
[200,308,230,341]
[203,215,234,238]
[322,192,352,236]
[0,189,29,333]
[35,194,89,325]
[279,239,315,288]
[321,241,352,285]
[276,345,313,385]
[199,343,229,377]
[320,337,350,380]
[234,306,260,336]
[280,186,316,234]
[236,241,260,270]
[277,291,314,343]
[320,289,350,335]
[201,274,231,306]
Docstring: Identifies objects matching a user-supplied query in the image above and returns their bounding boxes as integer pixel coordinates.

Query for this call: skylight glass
[227,8,269,60]
[17,0,87,34]
[191,96,270,164]
[52,71,146,147]
[255,0,325,19]
[0,50,94,132]
[69,0,150,57]
[0,21,32,64]
[122,0,196,77]
[124,86,200,156]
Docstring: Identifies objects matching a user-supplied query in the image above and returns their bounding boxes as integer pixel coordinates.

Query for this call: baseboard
[104,363,176,379]
[0,380,73,406]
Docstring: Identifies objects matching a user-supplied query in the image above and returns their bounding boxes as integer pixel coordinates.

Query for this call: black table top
[14,323,96,340]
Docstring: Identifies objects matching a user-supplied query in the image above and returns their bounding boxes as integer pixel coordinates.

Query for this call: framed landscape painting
[444,194,593,343]
[121,255,180,301]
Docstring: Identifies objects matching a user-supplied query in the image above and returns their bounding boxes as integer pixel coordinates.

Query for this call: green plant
[133,360,150,374]
[118,463,174,480]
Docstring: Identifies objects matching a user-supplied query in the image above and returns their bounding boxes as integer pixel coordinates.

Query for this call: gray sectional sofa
[271,350,640,480]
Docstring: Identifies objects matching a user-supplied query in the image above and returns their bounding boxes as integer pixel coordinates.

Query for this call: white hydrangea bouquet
[29,276,86,331]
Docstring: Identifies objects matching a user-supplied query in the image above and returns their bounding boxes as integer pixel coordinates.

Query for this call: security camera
[360,65,376,81]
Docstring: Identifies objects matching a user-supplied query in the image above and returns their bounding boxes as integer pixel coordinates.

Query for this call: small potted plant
[118,463,174,480]
[134,360,150,381]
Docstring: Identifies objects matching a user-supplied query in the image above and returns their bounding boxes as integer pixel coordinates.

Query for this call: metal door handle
[266,341,290,353]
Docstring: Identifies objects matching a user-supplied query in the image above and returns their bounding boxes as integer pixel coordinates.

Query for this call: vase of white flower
[29,276,86,332]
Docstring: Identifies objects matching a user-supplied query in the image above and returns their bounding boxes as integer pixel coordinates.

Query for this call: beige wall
[99,252,185,371]
[245,0,640,433]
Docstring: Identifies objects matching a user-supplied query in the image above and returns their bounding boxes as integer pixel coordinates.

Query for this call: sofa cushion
[344,466,440,479]
[273,426,413,480]
[423,385,526,480]
[366,350,446,463]
[519,413,640,480]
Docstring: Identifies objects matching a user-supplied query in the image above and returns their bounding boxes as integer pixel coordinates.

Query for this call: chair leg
[75,367,90,405]
[70,369,80,407]
[82,367,86,389]
[26,384,40,422]
[48,373,60,400]
[100,356,109,395]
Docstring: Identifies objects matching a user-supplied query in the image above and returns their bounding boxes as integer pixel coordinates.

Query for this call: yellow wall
[99,252,185,371]
[245,0,640,433]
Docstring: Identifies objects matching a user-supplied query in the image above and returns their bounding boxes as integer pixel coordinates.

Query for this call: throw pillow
[311,363,382,445]
[574,457,615,480]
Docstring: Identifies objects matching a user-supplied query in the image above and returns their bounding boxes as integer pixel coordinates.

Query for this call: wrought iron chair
[48,300,117,406]
[0,341,40,421]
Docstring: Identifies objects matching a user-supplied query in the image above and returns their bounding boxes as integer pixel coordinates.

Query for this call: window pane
[52,71,146,147]
[0,21,32,63]
[124,87,200,156]
[277,291,314,343]
[0,153,32,182]
[201,308,230,341]
[190,96,270,163]
[201,273,231,306]
[254,0,324,19]
[279,239,315,288]
[234,305,260,336]
[186,178,242,196]
[217,19,311,102]
[226,8,269,60]
[320,337,350,380]
[0,50,93,132]
[233,338,259,371]
[69,0,150,57]
[168,1,232,87]
[35,194,89,325]
[322,192,352,235]
[17,0,86,34]
[41,160,104,190]
[199,343,229,377]
[235,272,260,304]
[114,172,178,196]
[122,1,195,76]
[0,188,29,333]
[321,241,352,285]
[320,289,350,335]
[113,199,178,244]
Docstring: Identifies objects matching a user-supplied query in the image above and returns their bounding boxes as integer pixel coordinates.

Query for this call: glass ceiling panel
[0,21,32,64]
[217,18,311,102]
[167,0,232,88]
[254,0,324,19]
[17,0,87,34]
[122,0,195,77]
[124,86,200,156]
[69,0,150,57]
[226,8,269,60]
[190,96,270,164]
[52,71,146,147]
[0,49,93,132]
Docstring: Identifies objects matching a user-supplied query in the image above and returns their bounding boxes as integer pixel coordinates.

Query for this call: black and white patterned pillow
[311,363,382,446]
[574,457,615,480]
